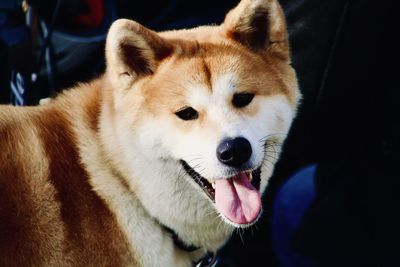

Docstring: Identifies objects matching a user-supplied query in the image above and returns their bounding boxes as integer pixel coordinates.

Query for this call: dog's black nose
[217,137,252,167]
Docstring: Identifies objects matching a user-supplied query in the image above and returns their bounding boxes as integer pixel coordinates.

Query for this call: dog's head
[104,0,299,229]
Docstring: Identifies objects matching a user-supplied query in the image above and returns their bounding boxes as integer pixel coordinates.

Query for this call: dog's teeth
[248,172,253,182]
[211,182,216,189]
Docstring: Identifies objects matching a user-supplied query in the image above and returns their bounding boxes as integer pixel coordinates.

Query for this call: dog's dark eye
[232,93,255,108]
[175,107,198,121]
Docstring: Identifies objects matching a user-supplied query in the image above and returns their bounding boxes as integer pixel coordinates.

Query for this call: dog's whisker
[236,227,245,245]
[258,133,285,143]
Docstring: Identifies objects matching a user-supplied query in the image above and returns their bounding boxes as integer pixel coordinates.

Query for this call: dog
[0,0,300,266]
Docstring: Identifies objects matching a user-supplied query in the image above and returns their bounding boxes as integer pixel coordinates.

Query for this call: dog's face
[105,0,299,231]
[132,48,297,227]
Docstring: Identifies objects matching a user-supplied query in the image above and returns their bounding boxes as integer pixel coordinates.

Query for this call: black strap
[162,225,200,252]
[161,225,218,267]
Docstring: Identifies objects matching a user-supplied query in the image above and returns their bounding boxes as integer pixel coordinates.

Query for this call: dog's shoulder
[0,81,135,266]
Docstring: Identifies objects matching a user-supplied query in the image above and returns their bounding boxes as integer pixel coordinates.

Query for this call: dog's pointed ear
[222,0,290,60]
[105,19,173,82]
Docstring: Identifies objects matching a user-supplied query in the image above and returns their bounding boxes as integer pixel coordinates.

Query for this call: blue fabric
[271,165,317,267]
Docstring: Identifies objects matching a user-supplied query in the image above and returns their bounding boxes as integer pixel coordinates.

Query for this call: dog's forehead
[186,73,236,107]
[158,46,257,91]
[140,42,294,112]
[142,47,241,96]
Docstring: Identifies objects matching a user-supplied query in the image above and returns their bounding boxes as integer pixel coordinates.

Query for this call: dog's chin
[180,160,262,228]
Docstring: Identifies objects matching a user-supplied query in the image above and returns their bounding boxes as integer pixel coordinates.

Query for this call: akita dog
[0,0,299,266]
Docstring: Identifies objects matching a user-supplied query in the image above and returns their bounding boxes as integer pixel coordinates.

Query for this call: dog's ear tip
[222,0,289,59]
[105,18,171,82]
[106,19,142,47]
[109,19,139,32]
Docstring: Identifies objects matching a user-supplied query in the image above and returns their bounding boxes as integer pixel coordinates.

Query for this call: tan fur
[0,1,299,266]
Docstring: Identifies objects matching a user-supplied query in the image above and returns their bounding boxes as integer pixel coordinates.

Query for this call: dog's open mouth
[180,160,262,226]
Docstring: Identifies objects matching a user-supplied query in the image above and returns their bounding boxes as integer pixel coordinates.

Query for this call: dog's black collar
[162,224,199,252]
[161,225,218,267]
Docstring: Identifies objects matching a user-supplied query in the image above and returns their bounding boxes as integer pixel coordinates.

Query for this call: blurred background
[1,0,398,266]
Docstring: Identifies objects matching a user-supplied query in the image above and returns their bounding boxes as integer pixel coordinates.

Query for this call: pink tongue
[215,173,261,225]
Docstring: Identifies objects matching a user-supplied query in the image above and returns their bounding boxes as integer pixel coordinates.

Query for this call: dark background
[1,0,398,266]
